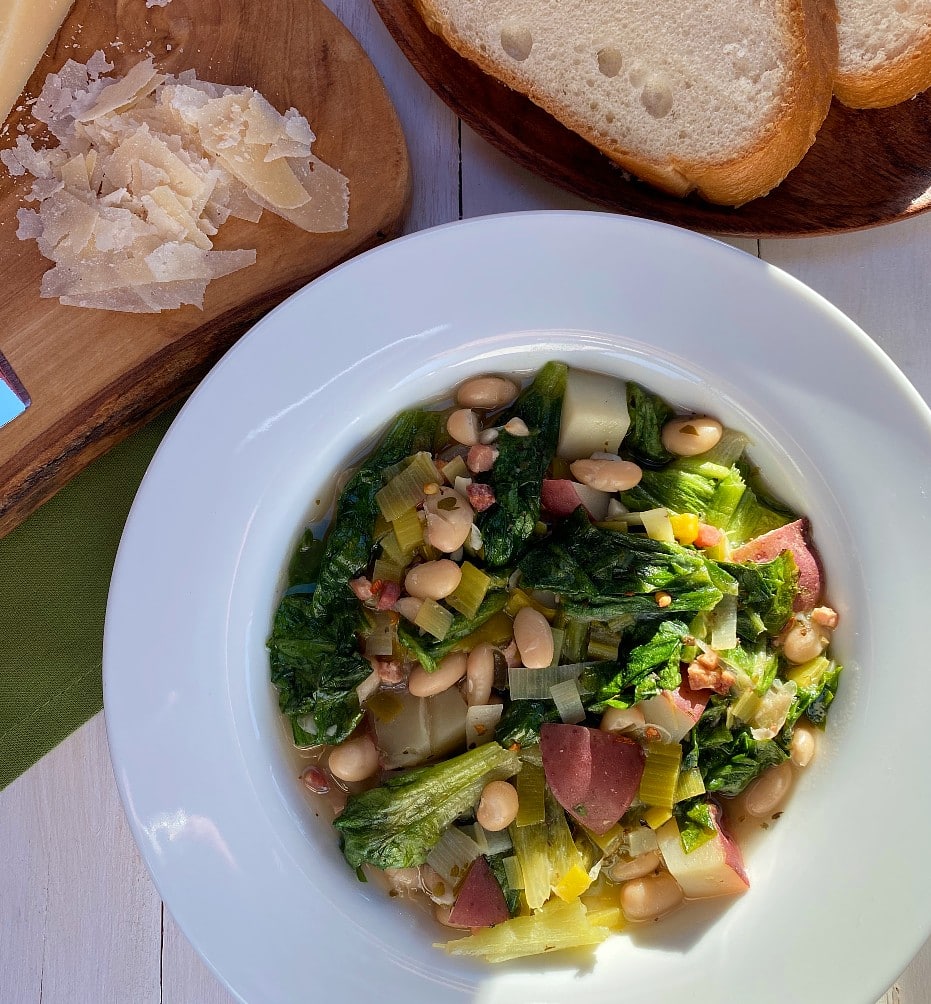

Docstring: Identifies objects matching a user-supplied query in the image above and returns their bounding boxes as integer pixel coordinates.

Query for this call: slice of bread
[414,0,838,205]
[834,0,931,107]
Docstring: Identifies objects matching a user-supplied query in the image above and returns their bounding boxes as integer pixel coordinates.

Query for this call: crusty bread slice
[414,0,838,205]
[834,0,931,107]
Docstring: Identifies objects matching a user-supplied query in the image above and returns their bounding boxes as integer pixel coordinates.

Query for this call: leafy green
[312,408,444,618]
[674,799,717,854]
[623,383,675,467]
[719,552,799,639]
[286,528,326,588]
[487,853,521,916]
[334,743,521,870]
[619,467,719,517]
[724,457,795,546]
[703,466,747,529]
[595,619,690,707]
[396,590,508,672]
[786,661,843,729]
[719,640,780,696]
[476,361,567,567]
[496,698,562,749]
[700,728,788,796]
[518,508,730,621]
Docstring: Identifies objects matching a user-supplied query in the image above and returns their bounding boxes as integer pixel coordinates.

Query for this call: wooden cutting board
[374,0,931,237]
[0,0,411,539]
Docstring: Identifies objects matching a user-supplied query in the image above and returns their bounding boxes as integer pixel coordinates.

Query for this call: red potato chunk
[730,518,823,611]
[446,856,509,929]
[541,479,611,520]
[638,676,710,742]
[656,805,749,899]
[540,723,645,835]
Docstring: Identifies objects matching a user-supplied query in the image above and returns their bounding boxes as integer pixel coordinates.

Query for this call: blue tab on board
[0,350,30,431]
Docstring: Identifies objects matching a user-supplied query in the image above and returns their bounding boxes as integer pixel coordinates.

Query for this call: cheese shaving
[1,53,349,313]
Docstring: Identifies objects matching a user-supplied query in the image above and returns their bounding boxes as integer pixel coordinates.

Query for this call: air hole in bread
[894,0,908,10]
[597,47,623,78]
[605,111,615,124]
[640,74,674,118]
[500,25,533,61]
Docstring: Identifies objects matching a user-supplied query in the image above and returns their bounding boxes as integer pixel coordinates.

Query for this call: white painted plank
[762,215,931,402]
[322,0,459,232]
[0,714,161,1004]
[162,908,239,1004]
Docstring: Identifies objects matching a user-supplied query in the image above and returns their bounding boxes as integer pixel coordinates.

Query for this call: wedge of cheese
[0,0,75,127]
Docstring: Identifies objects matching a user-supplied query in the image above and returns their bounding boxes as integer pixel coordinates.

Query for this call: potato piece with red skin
[541,480,611,520]
[638,675,711,742]
[446,856,509,929]
[730,518,822,611]
[540,723,645,835]
[656,805,749,899]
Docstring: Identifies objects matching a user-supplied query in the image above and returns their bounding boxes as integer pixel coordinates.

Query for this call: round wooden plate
[374,0,931,237]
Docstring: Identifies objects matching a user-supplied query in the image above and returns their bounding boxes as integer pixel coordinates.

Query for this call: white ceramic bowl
[104,212,931,1004]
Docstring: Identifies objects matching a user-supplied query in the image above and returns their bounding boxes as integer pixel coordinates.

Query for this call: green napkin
[0,409,176,790]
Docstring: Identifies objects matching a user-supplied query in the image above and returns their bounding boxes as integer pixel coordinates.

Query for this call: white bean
[790,723,817,768]
[570,458,643,492]
[404,559,463,601]
[456,376,519,410]
[745,761,793,817]
[621,872,684,922]
[476,780,519,831]
[409,652,467,698]
[607,850,661,883]
[782,619,828,664]
[327,735,380,783]
[394,596,423,622]
[465,642,497,706]
[423,487,474,552]
[661,416,723,457]
[503,417,529,436]
[447,408,481,446]
[513,606,554,669]
[600,706,646,733]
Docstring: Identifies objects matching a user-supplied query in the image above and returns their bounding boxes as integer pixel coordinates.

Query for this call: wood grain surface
[0,0,411,540]
[373,0,931,239]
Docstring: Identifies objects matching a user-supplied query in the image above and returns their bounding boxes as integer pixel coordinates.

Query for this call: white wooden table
[2,3,930,1002]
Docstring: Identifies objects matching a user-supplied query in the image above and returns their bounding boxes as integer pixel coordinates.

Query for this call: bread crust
[835,35,931,108]
[414,0,839,206]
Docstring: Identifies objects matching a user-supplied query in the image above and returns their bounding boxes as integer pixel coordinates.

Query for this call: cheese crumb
[0,53,349,313]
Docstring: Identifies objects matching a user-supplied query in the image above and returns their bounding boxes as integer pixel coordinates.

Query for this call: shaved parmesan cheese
[1,52,349,313]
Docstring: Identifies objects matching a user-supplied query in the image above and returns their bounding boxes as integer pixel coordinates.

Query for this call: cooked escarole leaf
[619,466,719,518]
[594,619,690,707]
[477,361,567,567]
[496,698,562,749]
[312,408,444,618]
[623,382,675,467]
[397,590,509,672]
[720,552,799,639]
[697,724,788,797]
[518,508,731,620]
[334,743,521,870]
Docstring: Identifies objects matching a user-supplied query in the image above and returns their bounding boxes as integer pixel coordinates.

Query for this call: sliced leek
[638,742,683,811]
[391,507,423,554]
[414,598,454,640]
[515,760,546,827]
[446,561,491,619]
[376,452,441,521]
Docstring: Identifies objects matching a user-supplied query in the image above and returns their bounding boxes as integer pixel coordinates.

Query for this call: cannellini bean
[621,872,684,922]
[570,458,643,492]
[812,605,839,629]
[607,850,661,883]
[661,416,723,457]
[409,652,467,698]
[420,864,456,905]
[600,706,646,733]
[782,619,828,664]
[479,427,499,445]
[327,735,380,783]
[456,375,519,410]
[476,780,519,831]
[745,761,793,817]
[503,417,529,436]
[423,487,475,552]
[447,408,481,446]
[465,642,497,706]
[790,723,817,768]
[404,559,462,601]
[394,596,423,622]
[513,606,554,669]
